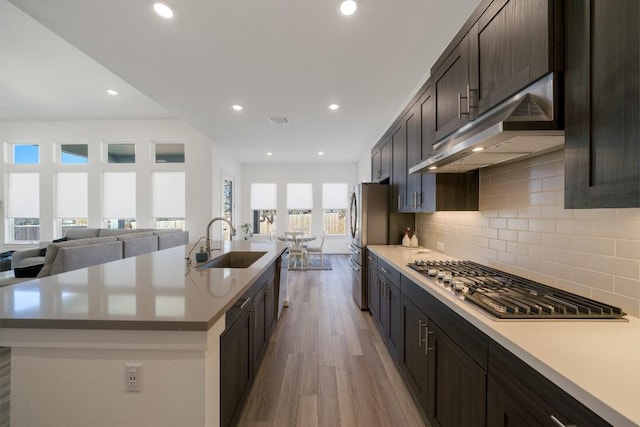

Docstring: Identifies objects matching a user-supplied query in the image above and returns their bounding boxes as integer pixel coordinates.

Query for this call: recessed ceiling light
[153,3,174,19]
[266,152,273,156]
[318,152,324,156]
[106,89,118,96]
[428,166,438,170]
[329,104,339,110]
[472,147,485,152]
[232,105,243,111]
[340,0,357,16]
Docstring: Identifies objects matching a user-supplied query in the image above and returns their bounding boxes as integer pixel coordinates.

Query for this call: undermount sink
[196,251,267,269]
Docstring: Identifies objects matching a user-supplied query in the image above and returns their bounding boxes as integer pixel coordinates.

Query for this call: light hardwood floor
[237,255,426,427]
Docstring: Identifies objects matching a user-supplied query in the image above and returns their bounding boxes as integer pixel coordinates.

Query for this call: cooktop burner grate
[408,260,626,320]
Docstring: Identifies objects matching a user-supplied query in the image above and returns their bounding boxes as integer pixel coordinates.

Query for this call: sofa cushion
[65,228,100,240]
[120,233,159,258]
[14,263,44,278]
[99,228,134,237]
[156,230,189,250]
[38,236,118,277]
[49,241,123,276]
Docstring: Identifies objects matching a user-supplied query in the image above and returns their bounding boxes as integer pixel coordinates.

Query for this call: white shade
[322,183,349,209]
[56,172,88,217]
[286,183,312,210]
[103,172,136,218]
[7,173,39,217]
[251,183,277,210]
[152,171,185,217]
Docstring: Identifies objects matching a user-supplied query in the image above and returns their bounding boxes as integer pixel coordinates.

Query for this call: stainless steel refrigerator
[348,183,390,310]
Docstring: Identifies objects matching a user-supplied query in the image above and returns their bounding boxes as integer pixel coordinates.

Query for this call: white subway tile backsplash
[572,236,615,256]
[616,240,640,259]
[417,150,640,317]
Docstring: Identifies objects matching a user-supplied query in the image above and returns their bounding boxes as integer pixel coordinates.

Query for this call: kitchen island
[0,240,287,427]
[368,245,640,427]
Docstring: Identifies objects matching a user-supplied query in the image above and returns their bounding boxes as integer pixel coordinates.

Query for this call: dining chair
[284,231,306,269]
[305,232,325,265]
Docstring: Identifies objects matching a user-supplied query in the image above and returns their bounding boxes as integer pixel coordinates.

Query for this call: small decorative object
[240,223,253,240]
[410,233,419,248]
[195,247,208,262]
[402,228,411,247]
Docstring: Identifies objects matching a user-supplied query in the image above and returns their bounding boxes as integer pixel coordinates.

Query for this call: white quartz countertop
[0,240,287,332]
[368,245,640,427]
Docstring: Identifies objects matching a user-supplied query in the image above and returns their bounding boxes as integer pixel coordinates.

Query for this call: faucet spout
[205,217,237,253]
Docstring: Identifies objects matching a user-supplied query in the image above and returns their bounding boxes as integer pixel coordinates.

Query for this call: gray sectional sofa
[4,228,188,286]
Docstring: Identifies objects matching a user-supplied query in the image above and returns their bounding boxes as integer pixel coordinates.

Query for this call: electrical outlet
[437,241,445,252]
[125,363,142,392]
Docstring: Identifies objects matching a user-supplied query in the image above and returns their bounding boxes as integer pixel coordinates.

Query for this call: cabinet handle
[250,307,256,329]
[549,415,575,427]
[425,325,433,355]
[234,297,251,310]
[380,267,389,274]
[412,192,417,209]
[458,85,471,117]
[418,320,427,347]
[417,192,422,207]
[265,285,271,301]
[398,195,401,210]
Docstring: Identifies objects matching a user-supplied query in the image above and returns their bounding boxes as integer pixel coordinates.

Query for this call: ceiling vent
[269,116,289,124]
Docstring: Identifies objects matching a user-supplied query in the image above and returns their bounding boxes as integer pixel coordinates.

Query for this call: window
[60,144,89,164]
[10,143,39,164]
[222,177,234,240]
[322,183,349,235]
[107,143,135,164]
[103,172,136,229]
[154,142,185,163]
[287,183,312,234]
[250,183,277,236]
[56,172,88,238]
[6,173,40,242]
[151,172,185,229]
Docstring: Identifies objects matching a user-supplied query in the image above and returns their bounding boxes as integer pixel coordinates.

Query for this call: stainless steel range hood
[409,73,563,174]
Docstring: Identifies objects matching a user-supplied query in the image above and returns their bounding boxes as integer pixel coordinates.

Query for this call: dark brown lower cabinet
[367,251,380,320]
[487,378,542,427]
[220,301,252,427]
[399,295,429,416]
[378,275,401,360]
[220,263,279,427]
[428,323,487,427]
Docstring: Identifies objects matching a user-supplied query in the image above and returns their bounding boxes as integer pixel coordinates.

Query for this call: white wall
[416,149,640,317]
[357,151,372,183]
[241,162,358,254]
[0,119,241,248]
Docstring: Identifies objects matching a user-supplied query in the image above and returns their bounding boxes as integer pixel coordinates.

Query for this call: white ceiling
[1,0,480,163]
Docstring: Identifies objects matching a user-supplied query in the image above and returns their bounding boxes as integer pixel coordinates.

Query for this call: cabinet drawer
[366,251,378,268]
[488,340,610,426]
[378,258,400,284]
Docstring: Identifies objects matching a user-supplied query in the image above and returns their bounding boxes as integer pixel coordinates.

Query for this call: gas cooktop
[408,260,627,320]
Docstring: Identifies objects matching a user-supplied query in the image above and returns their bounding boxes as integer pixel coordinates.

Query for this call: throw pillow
[14,264,44,278]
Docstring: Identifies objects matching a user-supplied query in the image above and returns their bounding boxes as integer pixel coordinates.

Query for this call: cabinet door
[428,323,486,427]
[252,285,268,369]
[380,139,391,181]
[565,0,640,208]
[367,253,380,320]
[391,123,406,212]
[433,35,471,141]
[400,296,429,415]
[265,279,276,339]
[474,0,552,114]
[371,147,382,182]
[379,277,401,360]
[220,306,253,427]
[487,378,542,427]
[418,86,436,212]
[404,102,421,212]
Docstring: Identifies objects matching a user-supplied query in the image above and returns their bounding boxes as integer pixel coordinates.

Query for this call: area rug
[287,257,332,271]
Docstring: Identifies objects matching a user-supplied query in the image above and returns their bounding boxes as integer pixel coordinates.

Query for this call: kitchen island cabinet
[367,245,640,427]
[0,240,287,427]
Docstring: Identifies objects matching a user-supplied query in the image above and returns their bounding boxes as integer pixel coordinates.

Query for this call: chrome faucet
[205,217,237,253]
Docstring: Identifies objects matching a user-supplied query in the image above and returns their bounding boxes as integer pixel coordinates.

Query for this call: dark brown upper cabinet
[564,0,640,208]
[471,0,561,116]
[432,34,473,142]
[371,136,391,183]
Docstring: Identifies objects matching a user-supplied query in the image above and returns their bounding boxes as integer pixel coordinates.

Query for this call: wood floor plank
[237,255,425,427]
